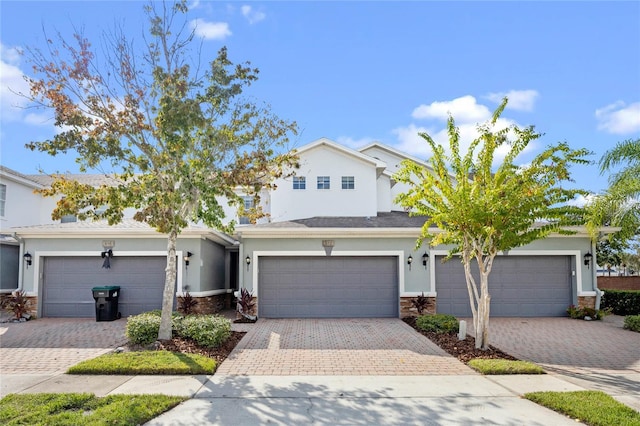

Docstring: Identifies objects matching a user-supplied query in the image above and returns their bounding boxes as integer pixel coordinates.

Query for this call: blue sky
[1,1,639,199]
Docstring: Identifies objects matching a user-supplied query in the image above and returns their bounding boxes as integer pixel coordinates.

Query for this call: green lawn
[467,358,545,375]
[525,390,640,426]
[67,351,216,375]
[0,393,186,426]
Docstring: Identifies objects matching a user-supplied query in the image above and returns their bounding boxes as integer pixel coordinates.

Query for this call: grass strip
[67,351,216,375]
[525,390,640,426]
[0,393,185,425]
[467,358,545,375]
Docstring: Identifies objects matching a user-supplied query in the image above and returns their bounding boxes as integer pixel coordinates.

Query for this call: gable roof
[0,165,44,189]
[296,138,387,170]
[359,142,432,169]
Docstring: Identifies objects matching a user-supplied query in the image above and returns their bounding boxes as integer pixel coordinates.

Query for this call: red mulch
[129,331,246,365]
[402,317,517,364]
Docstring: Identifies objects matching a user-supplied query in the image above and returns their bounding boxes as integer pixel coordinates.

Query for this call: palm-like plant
[591,138,640,240]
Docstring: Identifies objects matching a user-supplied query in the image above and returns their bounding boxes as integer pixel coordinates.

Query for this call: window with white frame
[0,184,6,217]
[293,176,306,190]
[341,176,355,190]
[317,176,330,190]
[239,196,254,225]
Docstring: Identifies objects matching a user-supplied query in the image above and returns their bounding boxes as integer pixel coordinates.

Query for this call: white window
[0,184,5,217]
[317,176,330,190]
[293,176,306,190]
[239,196,254,225]
[341,176,355,190]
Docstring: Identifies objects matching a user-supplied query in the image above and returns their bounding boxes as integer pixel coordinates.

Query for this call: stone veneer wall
[400,296,436,318]
[180,294,229,315]
[577,296,596,310]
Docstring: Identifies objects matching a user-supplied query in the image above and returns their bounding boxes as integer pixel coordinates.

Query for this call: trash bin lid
[91,285,121,291]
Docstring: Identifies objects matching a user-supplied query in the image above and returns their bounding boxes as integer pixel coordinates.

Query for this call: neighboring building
[4,138,611,319]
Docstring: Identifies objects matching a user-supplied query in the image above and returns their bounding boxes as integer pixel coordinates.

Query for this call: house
[3,138,610,319]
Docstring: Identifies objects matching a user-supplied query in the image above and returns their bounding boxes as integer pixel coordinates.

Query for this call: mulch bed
[402,317,517,364]
[136,331,246,365]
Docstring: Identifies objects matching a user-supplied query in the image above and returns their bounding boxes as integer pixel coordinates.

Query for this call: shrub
[237,288,255,315]
[566,305,609,320]
[1,290,32,320]
[177,291,198,315]
[624,315,640,332]
[126,312,164,345]
[601,290,640,315]
[416,313,459,333]
[411,292,429,315]
[178,315,231,348]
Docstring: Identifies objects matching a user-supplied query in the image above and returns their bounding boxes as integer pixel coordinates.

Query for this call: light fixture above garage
[407,254,413,270]
[583,252,593,269]
[184,251,193,266]
[245,255,251,271]
[23,252,32,267]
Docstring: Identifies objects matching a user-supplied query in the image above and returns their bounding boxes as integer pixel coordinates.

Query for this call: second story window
[341,176,355,190]
[317,176,330,190]
[0,184,5,217]
[293,176,306,190]
[239,196,254,225]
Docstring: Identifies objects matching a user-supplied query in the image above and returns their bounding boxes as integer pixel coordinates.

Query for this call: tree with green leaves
[394,99,590,349]
[22,1,298,340]
[588,138,640,242]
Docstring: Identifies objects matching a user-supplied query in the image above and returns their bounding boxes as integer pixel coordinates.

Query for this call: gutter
[12,232,25,293]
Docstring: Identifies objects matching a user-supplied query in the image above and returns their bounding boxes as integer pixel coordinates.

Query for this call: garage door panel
[435,255,571,317]
[43,256,167,318]
[259,256,398,318]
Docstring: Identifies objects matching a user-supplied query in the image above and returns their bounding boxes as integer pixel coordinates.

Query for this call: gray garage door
[42,256,166,318]
[259,256,398,318]
[435,255,572,317]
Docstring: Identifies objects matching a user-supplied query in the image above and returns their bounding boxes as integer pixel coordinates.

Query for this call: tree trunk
[158,229,178,341]
[475,269,491,349]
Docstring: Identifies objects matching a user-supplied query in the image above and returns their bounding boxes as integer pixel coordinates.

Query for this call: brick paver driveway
[217,318,473,375]
[0,318,127,374]
[482,316,640,375]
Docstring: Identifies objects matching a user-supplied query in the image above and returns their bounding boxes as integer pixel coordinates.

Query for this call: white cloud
[394,96,535,166]
[241,5,266,24]
[486,89,539,112]
[411,95,491,123]
[0,43,30,122]
[595,101,640,134]
[566,193,597,208]
[189,19,231,40]
[187,0,201,10]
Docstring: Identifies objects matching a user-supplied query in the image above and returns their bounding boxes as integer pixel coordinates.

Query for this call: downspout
[12,233,25,292]
[592,239,602,310]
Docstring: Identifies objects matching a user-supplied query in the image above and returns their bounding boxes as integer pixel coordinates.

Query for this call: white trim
[250,250,406,314]
[31,250,185,317]
[179,288,232,297]
[401,292,437,298]
[429,249,590,300]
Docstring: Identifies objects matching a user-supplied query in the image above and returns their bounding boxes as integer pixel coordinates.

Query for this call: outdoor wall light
[23,252,32,267]
[583,252,593,268]
[101,249,113,269]
[245,255,251,271]
[407,254,413,270]
[422,252,429,268]
[184,251,193,266]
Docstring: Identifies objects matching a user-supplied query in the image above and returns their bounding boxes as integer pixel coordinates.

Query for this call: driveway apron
[0,318,127,374]
[216,318,474,375]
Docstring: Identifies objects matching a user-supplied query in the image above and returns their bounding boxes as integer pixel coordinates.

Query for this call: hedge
[600,290,640,316]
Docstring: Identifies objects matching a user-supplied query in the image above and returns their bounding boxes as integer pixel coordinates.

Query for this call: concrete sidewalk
[2,373,588,425]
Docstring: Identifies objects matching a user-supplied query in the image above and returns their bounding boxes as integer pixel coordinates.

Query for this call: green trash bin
[91,286,121,321]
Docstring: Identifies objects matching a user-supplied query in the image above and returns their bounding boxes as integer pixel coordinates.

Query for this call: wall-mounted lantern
[407,254,413,270]
[184,251,193,266]
[245,255,251,271]
[422,252,429,269]
[583,252,593,269]
[101,249,113,269]
[23,252,32,267]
